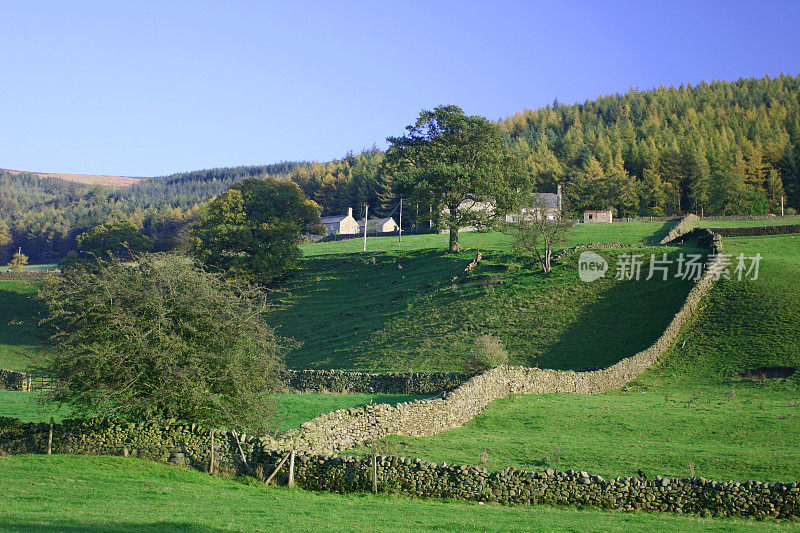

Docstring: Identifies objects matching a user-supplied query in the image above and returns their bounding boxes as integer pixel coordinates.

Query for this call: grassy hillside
[1,455,796,532]
[352,234,800,482]
[0,280,45,371]
[273,223,690,372]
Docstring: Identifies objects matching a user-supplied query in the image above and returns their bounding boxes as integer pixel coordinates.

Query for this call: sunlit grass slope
[351,234,800,482]
[1,454,796,532]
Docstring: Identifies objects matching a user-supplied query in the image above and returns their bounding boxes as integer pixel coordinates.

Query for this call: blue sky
[2,1,799,177]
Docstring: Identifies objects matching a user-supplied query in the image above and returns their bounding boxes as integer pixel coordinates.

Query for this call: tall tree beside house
[384,105,527,252]
[193,178,324,285]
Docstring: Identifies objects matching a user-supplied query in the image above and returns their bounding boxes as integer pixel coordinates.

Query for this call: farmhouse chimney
[348,207,353,217]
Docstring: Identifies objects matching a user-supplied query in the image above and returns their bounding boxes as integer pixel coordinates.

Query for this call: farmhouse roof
[358,216,396,226]
[320,214,349,223]
[584,209,612,213]
[531,192,559,209]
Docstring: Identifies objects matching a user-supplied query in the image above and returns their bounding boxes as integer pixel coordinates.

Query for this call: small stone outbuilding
[584,210,613,223]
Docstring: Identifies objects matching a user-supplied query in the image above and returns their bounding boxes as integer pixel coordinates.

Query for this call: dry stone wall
[279,251,725,455]
[659,213,700,244]
[283,369,473,394]
[707,224,800,237]
[0,369,29,391]
[1,417,797,519]
[0,269,57,281]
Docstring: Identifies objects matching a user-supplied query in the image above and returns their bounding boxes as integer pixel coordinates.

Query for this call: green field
[0,390,424,432]
[0,280,45,371]
[1,454,796,532]
[351,234,800,482]
[274,223,690,371]
[3,224,800,529]
[300,221,673,257]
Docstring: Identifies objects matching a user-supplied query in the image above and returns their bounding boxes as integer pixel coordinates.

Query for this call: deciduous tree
[37,254,285,434]
[384,105,527,252]
[193,178,323,285]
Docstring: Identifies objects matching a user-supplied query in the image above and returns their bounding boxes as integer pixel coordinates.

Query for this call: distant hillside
[3,74,800,263]
[1,168,149,188]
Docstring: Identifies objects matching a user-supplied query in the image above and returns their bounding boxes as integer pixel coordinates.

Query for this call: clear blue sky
[2,0,799,177]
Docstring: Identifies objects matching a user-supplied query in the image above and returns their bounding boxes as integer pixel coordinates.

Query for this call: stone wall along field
[279,251,725,455]
[283,369,473,394]
[659,213,700,244]
[0,269,57,281]
[0,369,30,391]
[707,225,800,237]
[1,417,797,519]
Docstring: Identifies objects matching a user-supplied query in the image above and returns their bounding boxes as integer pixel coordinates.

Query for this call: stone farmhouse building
[583,210,613,223]
[446,186,563,231]
[357,217,399,233]
[320,207,359,235]
[506,185,563,222]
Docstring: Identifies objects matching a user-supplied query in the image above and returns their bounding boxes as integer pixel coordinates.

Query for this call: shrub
[465,335,509,372]
[36,253,286,434]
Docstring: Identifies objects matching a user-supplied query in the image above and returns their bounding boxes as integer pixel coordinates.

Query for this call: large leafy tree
[384,105,527,252]
[75,219,153,259]
[37,254,286,434]
[193,178,323,285]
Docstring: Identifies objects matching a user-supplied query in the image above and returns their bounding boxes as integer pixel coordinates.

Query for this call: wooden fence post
[209,430,215,475]
[265,452,290,485]
[47,417,53,455]
[230,429,252,472]
[372,454,378,493]
[288,449,296,487]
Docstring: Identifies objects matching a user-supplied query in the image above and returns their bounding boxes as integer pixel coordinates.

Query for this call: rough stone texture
[706,225,800,237]
[1,418,797,519]
[0,369,29,391]
[611,216,680,223]
[700,215,798,221]
[0,269,58,281]
[660,214,700,244]
[283,370,474,394]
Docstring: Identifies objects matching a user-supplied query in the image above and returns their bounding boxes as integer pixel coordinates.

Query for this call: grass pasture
[0,280,45,371]
[274,222,690,372]
[351,234,800,482]
[1,454,797,532]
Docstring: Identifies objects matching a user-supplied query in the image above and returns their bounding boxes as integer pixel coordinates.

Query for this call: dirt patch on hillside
[2,168,149,188]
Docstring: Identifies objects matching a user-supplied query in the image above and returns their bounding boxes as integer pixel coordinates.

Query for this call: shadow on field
[533,273,694,371]
[642,220,678,244]
[0,284,46,347]
[268,249,468,369]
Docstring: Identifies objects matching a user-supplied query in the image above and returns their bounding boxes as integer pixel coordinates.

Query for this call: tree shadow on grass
[642,220,678,244]
[0,284,46,348]
[267,249,471,370]
[532,274,694,371]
